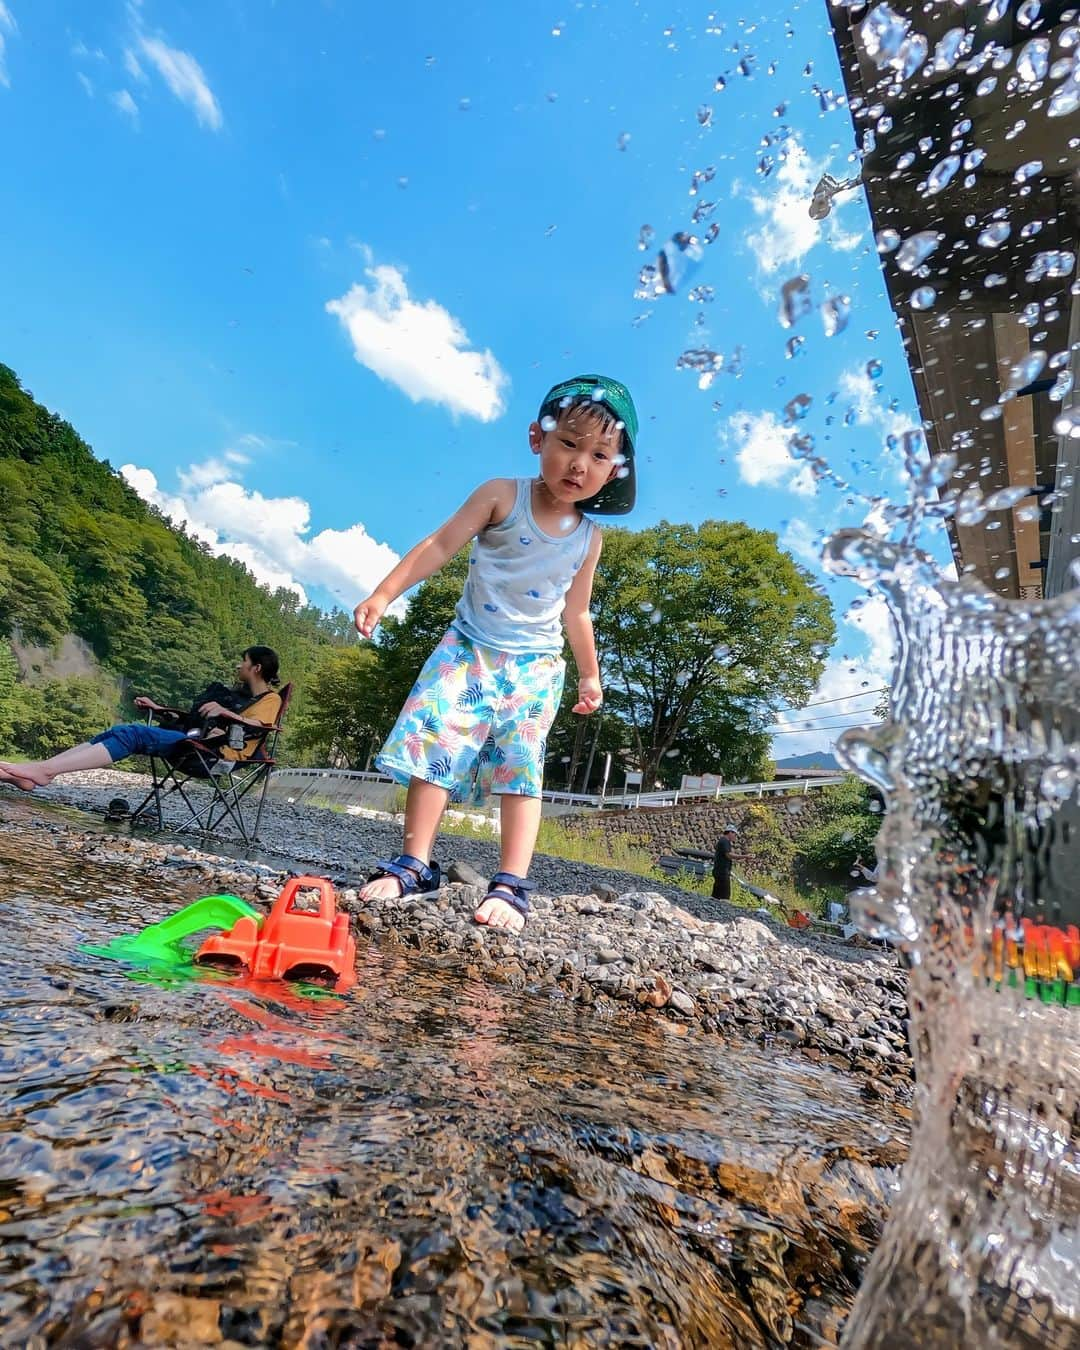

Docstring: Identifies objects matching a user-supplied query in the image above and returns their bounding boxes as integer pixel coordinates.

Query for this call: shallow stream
[0,819,905,1348]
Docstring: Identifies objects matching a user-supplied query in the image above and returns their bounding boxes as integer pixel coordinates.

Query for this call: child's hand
[353,593,388,639]
[572,676,603,714]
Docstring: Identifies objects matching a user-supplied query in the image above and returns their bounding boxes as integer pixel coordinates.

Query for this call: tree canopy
[0,365,351,755]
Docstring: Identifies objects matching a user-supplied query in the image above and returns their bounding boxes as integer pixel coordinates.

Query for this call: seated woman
[0,646,282,792]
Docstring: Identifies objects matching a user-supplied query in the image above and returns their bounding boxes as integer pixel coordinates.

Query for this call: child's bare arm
[563,529,604,714]
[354,479,514,637]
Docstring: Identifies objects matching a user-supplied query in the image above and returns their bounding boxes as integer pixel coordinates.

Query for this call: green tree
[289,643,385,766]
[8,674,120,758]
[372,551,470,728]
[0,639,18,750]
[590,520,835,786]
[793,776,881,878]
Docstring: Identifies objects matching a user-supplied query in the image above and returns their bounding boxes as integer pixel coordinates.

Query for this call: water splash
[824,518,1080,1347]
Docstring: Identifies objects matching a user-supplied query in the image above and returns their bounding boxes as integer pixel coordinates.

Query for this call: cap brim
[578,447,636,516]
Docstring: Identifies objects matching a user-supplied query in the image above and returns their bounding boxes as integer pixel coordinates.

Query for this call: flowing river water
[0,819,906,1348]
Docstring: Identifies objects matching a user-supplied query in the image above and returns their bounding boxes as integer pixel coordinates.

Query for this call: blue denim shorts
[90,724,189,761]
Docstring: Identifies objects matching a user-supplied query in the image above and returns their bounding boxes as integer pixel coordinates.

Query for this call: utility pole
[580,711,604,794]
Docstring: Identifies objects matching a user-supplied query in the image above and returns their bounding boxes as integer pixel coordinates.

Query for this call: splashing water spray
[827,473,1079,1347]
[643,0,1080,1341]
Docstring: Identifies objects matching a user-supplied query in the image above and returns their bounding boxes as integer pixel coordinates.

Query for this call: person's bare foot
[0,762,48,791]
[357,873,409,902]
[474,888,526,933]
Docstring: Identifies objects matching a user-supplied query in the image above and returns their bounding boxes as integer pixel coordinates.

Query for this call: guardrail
[266,767,843,812]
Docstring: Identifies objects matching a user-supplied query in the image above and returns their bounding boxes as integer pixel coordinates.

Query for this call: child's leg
[475,792,543,932]
[359,776,450,901]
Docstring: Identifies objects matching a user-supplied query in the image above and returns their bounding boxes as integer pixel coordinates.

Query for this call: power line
[766,710,885,732]
[770,686,888,715]
[770,720,886,738]
[768,708,884,732]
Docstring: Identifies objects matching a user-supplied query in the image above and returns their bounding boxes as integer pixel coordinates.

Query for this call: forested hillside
[0,364,351,756]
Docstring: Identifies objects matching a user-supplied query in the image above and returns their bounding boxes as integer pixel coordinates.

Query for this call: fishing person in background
[712,823,745,901]
[352,375,639,934]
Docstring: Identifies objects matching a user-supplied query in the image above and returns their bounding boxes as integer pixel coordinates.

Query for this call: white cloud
[770,593,896,761]
[71,39,106,61]
[77,71,94,97]
[120,453,400,609]
[837,363,920,481]
[743,136,864,277]
[123,47,146,82]
[781,517,822,566]
[137,33,222,130]
[111,88,139,121]
[0,3,16,89]
[725,409,817,498]
[326,260,508,422]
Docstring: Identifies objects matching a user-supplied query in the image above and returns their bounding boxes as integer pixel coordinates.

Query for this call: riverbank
[0,779,912,1103]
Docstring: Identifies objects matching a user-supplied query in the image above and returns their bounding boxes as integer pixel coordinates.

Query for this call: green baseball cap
[539,374,638,515]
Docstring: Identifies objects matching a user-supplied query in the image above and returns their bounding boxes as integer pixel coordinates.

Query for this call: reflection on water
[0,823,904,1347]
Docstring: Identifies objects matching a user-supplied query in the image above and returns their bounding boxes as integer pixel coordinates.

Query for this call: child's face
[529,407,622,505]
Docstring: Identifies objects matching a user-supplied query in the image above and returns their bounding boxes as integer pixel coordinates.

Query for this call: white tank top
[453,478,597,655]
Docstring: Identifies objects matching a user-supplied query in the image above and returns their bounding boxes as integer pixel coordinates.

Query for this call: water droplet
[697,104,713,126]
[458,96,471,112]
[656,233,704,295]
[926,154,962,195]
[397,176,409,189]
[931,27,967,73]
[975,222,1013,257]
[785,335,806,359]
[1050,369,1075,402]
[713,644,731,662]
[910,285,937,310]
[976,75,998,96]
[637,224,655,252]
[983,485,1032,511]
[784,393,813,423]
[1006,350,1048,391]
[540,415,557,432]
[1018,0,1042,27]
[896,230,942,272]
[1050,76,1080,118]
[1052,408,1080,438]
[778,274,813,328]
[689,165,716,196]
[1017,37,1050,83]
[616,131,631,151]
[896,33,929,79]
[876,228,901,253]
[1027,250,1076,282]
[821,294,852,337]
[714,74,726,92]
[1014,159,1043,184]
[866,358,884,379]
[1040,764,1076,803]
[862,3,911,70]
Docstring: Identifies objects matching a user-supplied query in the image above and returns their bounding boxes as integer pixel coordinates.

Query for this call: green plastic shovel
[82,894,263,968]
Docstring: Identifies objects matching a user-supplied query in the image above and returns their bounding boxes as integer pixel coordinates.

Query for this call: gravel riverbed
[2,772,913,1103]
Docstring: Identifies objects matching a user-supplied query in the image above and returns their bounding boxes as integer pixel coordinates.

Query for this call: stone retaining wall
[563,794,834,874]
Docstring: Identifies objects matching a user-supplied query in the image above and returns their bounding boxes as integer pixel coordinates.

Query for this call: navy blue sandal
[479,871,533,924]
[367,853,442,897]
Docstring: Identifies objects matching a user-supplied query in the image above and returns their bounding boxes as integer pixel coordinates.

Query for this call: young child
[353,374,638,933]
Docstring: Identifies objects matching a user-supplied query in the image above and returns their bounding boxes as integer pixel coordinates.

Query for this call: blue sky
[0,0,932,757]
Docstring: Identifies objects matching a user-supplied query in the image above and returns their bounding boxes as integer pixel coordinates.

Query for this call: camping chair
[128,683,293,846]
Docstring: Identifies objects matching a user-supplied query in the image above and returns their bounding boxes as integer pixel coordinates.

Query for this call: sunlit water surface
[0,819,906,1348]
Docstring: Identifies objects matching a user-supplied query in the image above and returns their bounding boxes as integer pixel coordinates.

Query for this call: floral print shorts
[375,627,565,804]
